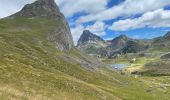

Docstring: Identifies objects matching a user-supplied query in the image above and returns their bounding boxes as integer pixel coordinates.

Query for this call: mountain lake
[110,64,130,69]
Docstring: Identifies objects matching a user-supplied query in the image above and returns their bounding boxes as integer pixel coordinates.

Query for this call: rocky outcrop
[153,31,170,43]
[106,35,129,51]
[104,35,148,58]
[164,31,170,39]
[151,31,170,51]
[77,30,108,55]
[8,0,61,18]
[6,0,74,51]
[121,40,148,53]
[161,53,170,59]
[77,32,148,58]
[77,30,105,48]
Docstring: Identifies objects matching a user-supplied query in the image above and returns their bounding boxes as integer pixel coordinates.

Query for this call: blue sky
[0,0,170,44]
[66,0,170,44]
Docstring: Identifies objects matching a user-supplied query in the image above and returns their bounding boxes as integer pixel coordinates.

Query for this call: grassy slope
[102,53,170,99]
[0,18,169,100]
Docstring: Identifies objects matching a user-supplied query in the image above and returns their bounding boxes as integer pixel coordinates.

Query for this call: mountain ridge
[7,0,61,19]
[77,30,105,48]
[0,0,170,99]
[5,0,74,51]
[77,30,159,57]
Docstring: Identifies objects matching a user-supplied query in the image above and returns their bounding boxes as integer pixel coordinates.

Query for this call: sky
[0,0,170,44]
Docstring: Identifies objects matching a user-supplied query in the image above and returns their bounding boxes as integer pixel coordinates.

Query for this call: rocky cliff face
[77,30,105,48]
[77,30,107,55]
[151,31,170,51]
[107,35,129,51]
[163,31,170,40]
[77,31,148,58]
[121,40,148,53]
[9,0,60,18]
[7,0,74,51]
[153,31,170,42]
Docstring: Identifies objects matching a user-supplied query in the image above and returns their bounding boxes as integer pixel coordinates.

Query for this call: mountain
[153,31,170,42]
[77,32,148,58]
[8,0,60,18]
[0,1,157,99]
[164,31,170,39]
[151,31,170,52]
[108,35,129,50]
[77,30,105,47]
[105,35,148,58]
[121,40,148,53]
[1,0,169,99]
[6,0,74,51]
[0,0,122,99]
[77,30,108,55]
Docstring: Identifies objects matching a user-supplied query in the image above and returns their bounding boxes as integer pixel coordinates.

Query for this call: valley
[77,29,170,100]
[0,0,170,100]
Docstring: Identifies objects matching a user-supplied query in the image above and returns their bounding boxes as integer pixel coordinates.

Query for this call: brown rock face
[7,0,74,51]
[10,0,61,18]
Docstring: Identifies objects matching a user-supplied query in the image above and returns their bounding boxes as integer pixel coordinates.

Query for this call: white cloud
[71,21,106,44]
[56,0,108,17]
[0,0,36,18]
[109,9,170,31]
[76,0,170,24]
[1,0,170,43]
[71,25,84,45]
[86,21,106,36]
[0,0,108,19]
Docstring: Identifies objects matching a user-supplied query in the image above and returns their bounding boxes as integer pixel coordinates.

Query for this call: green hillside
[0,17,170,100]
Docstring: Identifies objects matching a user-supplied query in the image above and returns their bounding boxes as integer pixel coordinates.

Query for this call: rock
[161,53,170,59]
[107,35,129,50]
[77,30,107,55]
[129,58,136,63]
[122,40,147,54]
[131,71,139,75]
[77,33,148,58]
[152,31,170,49]
[8,0,60,18]
[6,0,74,51]
[77,30,105,48]
[163,31,170,40]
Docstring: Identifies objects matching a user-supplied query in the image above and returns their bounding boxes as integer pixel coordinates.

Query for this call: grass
[0,17,170,100]
[102,52,170,99]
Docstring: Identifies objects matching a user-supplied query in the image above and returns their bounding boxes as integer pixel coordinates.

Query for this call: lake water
[110,64,129,69]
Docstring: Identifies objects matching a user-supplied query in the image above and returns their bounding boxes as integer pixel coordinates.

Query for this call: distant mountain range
[77,30,170,58]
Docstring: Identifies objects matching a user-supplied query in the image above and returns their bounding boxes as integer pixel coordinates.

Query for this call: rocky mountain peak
[77,30,104,47]
[6,0,74,51]
[164,31,170,39]
[112,34,128,42]
[107,34,129,50]
[8,0,61,18]
[83,30,92,35]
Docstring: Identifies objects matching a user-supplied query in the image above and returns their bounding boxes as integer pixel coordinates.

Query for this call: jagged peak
[82,30,104,41]
[81,30,91,36]
[112,34,128,42]
[5,0,74,51]
[164,31,170,38]
[8,0,61,18]
[77,30,104,46]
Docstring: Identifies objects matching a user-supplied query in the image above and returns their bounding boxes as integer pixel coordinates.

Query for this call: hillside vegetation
[0,18,170,100]
[0,0,170,99]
